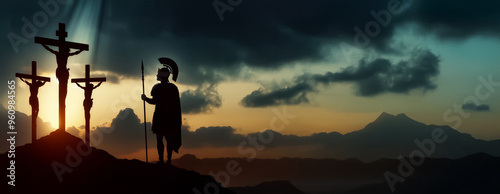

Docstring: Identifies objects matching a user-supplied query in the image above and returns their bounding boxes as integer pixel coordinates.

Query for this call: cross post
[15,61,50,142]
[71,64,106,146]
[35,23,89,132]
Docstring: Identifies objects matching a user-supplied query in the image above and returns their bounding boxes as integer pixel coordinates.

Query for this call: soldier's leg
[156,134,164,163]
[166,140,173,165]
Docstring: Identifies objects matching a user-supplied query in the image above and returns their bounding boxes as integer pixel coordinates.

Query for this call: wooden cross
[71,65,106,146]
[35,23,89,132]
[35,23,89,51]
[15,61,50,143]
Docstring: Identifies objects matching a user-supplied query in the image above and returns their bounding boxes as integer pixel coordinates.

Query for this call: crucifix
[35,23,89,131]
[71,64,106,146]
[15,61,51,143]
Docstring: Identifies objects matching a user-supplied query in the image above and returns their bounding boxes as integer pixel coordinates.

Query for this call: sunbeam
[67,0,105,66]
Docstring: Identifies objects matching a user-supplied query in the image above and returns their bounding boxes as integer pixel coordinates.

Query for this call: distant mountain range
[230,180,306,194]
[171,112,500,193]
[338,112,500,161]
[2,112,499,193]
[174,153,500,194]
[257,112,500,162]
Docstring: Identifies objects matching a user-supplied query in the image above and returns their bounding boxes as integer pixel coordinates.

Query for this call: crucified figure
[35,23,89,132]
[75,81,103,122]
[19,77,46,121]
[41,45,84,81]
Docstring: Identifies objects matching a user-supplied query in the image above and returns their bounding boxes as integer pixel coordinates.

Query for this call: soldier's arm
[149,95,158,104]
[142,94,156,104]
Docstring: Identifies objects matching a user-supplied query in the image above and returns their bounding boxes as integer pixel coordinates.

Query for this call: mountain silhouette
[328,112,500,161]
[241,112,499,162]
[171,112,500,193]
[230,180,306,194]
[174,153,500,194]
[3,112,499,193]
[1,130,235,193]
[0,105,53,152]
[340,152,500,194]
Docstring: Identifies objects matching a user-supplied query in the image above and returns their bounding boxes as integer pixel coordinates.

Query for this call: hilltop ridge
[1,129,235,193]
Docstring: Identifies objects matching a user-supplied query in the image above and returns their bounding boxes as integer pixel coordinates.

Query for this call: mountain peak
[179,154,197,160]
[396,113,410,119]
[375,112,396,121]
[374,112,416,123]
[351,112,427,137]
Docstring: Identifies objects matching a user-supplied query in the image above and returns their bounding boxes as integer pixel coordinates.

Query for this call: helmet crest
[158,57,178,82]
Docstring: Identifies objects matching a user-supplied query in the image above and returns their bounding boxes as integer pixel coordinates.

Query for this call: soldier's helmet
[158,57,178,82]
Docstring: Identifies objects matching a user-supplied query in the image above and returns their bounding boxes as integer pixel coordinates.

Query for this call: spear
[141,60,148,163]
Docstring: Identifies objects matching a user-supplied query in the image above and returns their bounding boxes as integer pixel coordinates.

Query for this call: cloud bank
[2,0,499,110]
[241,49,440,107]
[85,109,500,161]
[462,103,490,112]
[180,85,222,114]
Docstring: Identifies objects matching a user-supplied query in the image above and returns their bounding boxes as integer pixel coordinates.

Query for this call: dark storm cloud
[92,72,120,84]
[241,49,439,107]
[182,128,343,149]
[3,0,500,84]
[240,82,314,108]
[402,0,500,40]
[182,126,246,148]
[462,103,490,112]
[180,85,222,114]
[66,126,82,137]
[3,0,500,108]
[87,109,243,153]
[92,108,154,155]
[88,108,339,154]
[94,0,414,84]
[91,108,243,155]
[313,49,440,96]
[93,0,500,85]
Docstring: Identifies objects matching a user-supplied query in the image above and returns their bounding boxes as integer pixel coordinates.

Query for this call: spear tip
[141,59,144,68]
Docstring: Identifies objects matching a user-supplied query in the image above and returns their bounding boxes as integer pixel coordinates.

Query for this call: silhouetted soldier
[19,78,46,123]
[142,57,182,165]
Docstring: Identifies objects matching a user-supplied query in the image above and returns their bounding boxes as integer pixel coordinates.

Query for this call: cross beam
[15,61,51,82]
[15,61,50,143]
[71,64,106,146]
[71,65,106,84]
[35,22,89,132]
[15,73,51,82]
[35,37,89,51]
[34,23,89,51]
